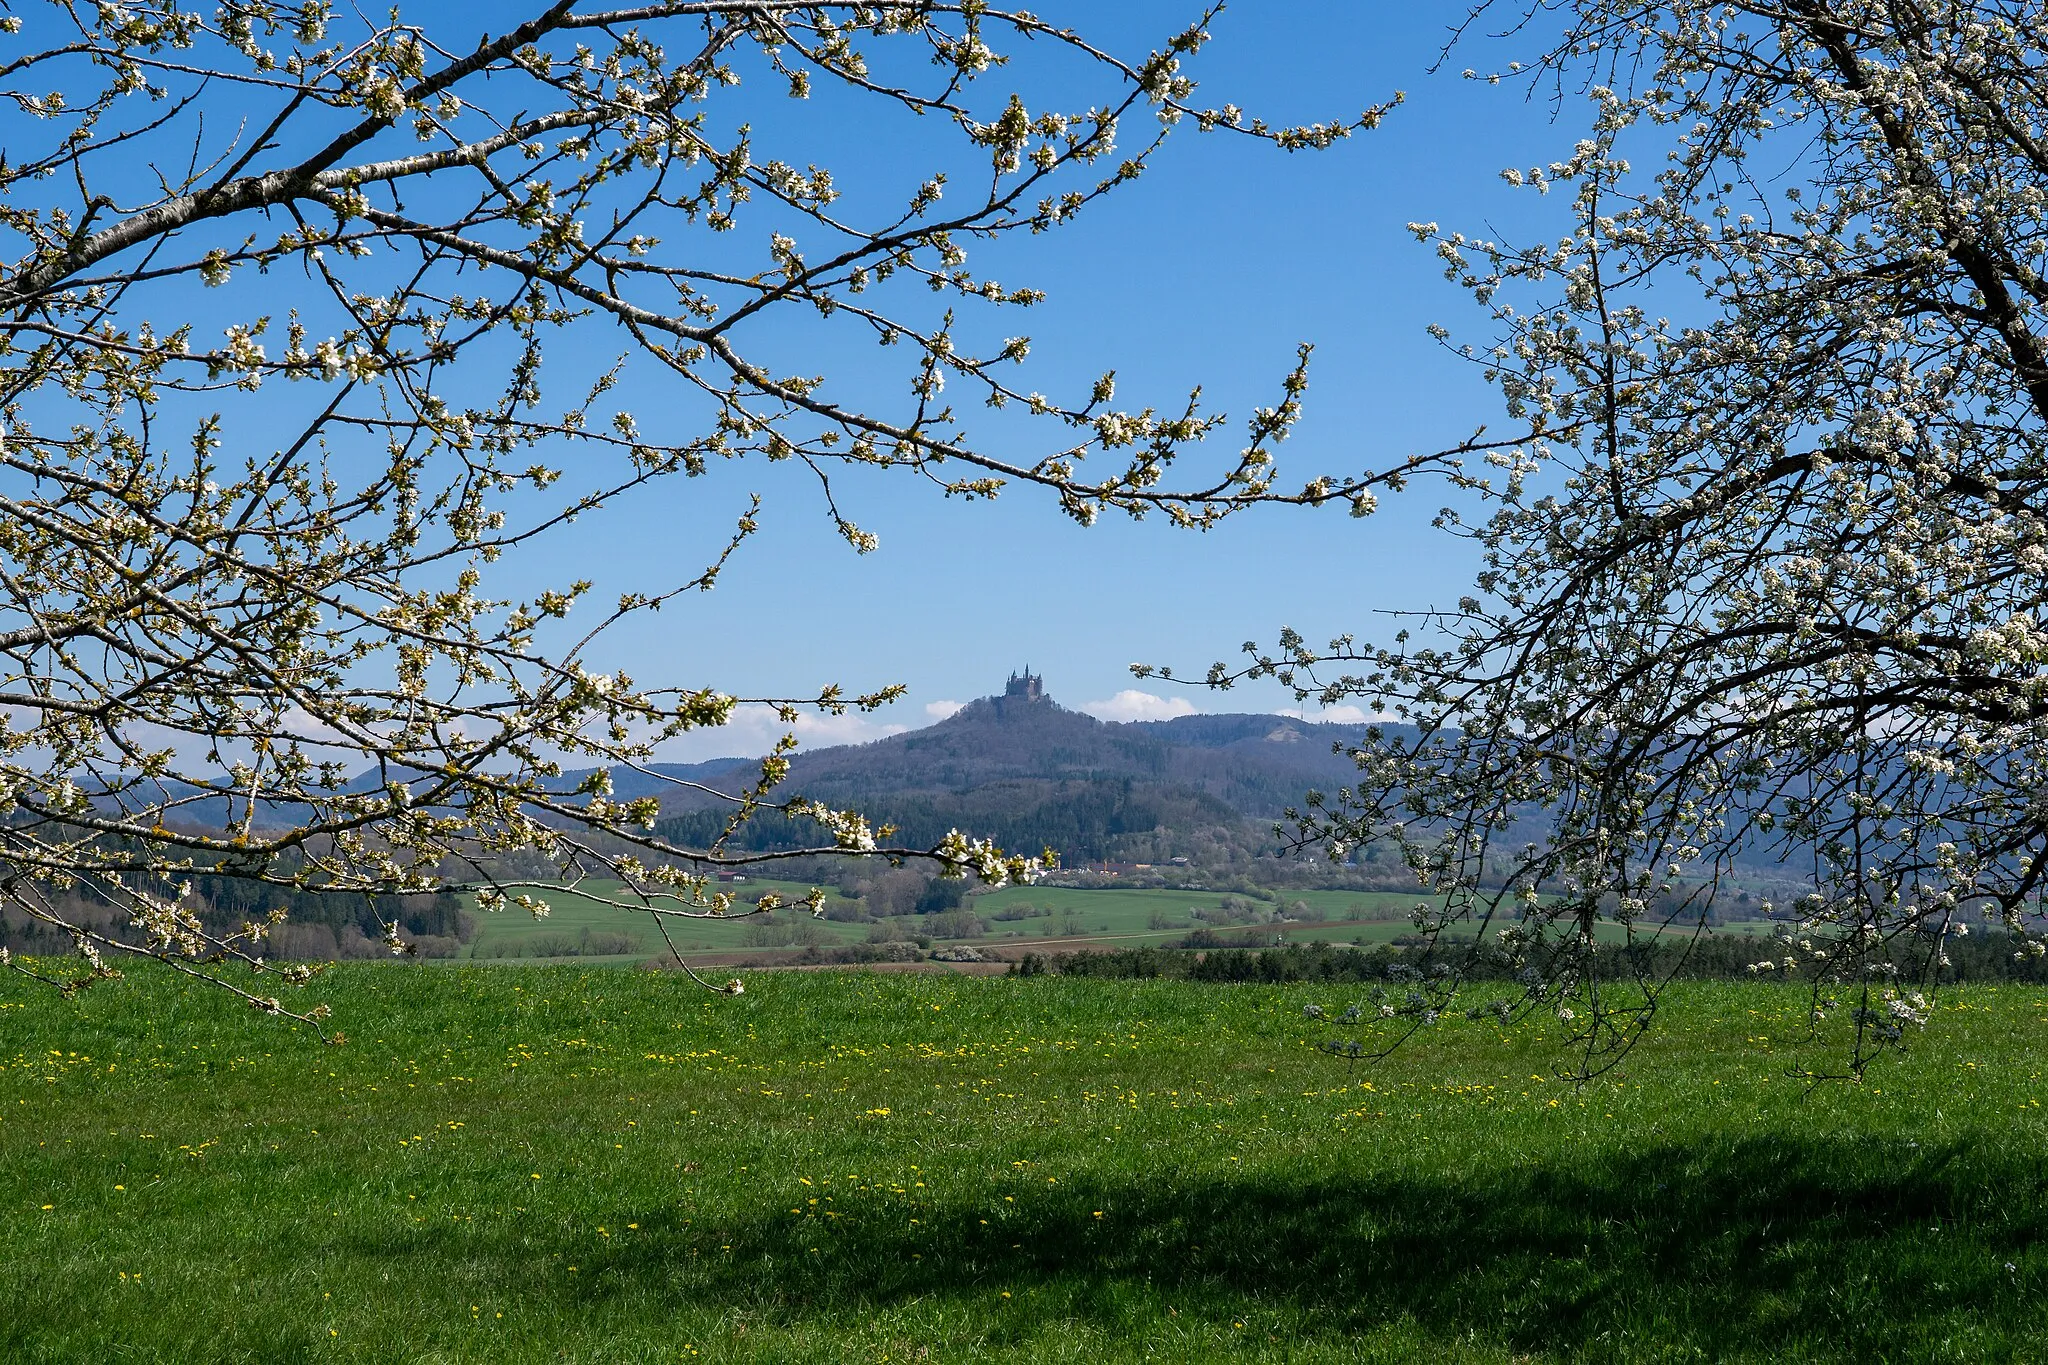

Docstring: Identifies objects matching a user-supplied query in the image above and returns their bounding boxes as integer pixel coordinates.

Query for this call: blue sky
[45,2,1588,762]
[571,2,1584,758]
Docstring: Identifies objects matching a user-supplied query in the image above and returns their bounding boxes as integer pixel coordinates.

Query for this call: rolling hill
[645,675,1389,863]
[125,675,1391,867]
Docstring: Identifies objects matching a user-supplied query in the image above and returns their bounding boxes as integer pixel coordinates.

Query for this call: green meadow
[455,883,1438,962]
[455,880,872,962]
[966,886,1425,946]
[456,883,1770,962]
[7,964,2048,1361]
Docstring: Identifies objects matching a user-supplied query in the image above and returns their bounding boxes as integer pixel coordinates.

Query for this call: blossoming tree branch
[0,1,1515,1023]
[1175,0,2048,1077]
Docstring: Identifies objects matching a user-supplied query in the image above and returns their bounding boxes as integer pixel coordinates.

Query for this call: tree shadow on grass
[332,1133,2048,1359]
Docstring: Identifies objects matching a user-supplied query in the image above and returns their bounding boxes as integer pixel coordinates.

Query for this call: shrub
[924,909,985,940]
[990,905,1051,922]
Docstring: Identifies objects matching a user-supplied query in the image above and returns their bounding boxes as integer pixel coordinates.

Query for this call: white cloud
[653,703,908,762]
[1280,703,1372,724]
[1081,689,1198,723]
[924,699,966,721]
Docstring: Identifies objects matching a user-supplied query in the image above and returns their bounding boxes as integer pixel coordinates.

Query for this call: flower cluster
[933,830,1045,888]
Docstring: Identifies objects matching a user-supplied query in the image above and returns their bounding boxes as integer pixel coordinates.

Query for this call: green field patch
[1281,888,1434,921]
[461,879,867,961]
[966,887,1455,953]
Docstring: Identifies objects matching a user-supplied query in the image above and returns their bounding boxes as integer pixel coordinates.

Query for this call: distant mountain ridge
[643,677,1395,862]
[122,680,1383,866]
[656,689,1385,816]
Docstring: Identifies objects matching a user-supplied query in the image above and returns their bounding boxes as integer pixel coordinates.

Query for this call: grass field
[454,882,1421,961]
[967,887,1428,950]
[456,880,873,962]
[458,882,1756,962]
[7,965,2048,1361]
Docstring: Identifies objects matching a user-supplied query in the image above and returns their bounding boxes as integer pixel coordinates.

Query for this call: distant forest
[655,776,1244,864]
[0,866,472,961]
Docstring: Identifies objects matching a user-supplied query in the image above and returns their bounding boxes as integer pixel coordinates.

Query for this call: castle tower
[1004,667,1044,703]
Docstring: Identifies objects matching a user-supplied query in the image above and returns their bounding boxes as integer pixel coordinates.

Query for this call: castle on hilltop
[1004,668,1044,703]
[991,667,1047,717]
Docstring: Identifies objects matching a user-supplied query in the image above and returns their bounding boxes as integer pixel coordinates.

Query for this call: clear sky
[521,1,1587,760]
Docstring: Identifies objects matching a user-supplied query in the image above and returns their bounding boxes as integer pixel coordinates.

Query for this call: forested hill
[677,692,1386,815]
[151,690,1393,866]
[644,687,1400,863]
